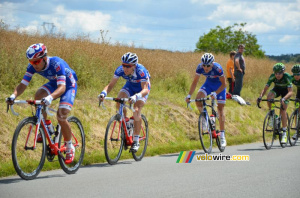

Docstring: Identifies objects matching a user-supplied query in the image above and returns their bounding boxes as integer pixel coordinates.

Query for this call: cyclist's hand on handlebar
[129,93,142,104]
[41,95,53,106]
[280,98,286,107]
[98,91,107,102]
[6,94,16,105]
[185,94,191,103]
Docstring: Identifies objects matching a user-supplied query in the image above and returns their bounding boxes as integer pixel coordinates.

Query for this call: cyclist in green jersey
[291,64,300,140]
[257,63,293,143]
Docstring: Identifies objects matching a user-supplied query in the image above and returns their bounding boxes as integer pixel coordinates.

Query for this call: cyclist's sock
[220,130,225,138]
[65,140,73,149]
[133,135,139,143]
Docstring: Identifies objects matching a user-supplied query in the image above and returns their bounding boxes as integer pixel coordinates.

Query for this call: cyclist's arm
[188,74,200,95]
[13,83,27,98]
[51,84,66,99]
[259,85,270,98]
[139,81,150,97]
[103,77,119,95]
[215,75,226,94]
[283,87,293,100]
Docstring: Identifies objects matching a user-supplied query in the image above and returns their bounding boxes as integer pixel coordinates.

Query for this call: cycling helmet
[121,52,138,64]
[291,64,300,74]
[201,53,214,65]
[26,43,47,60]
[273,63,285,73]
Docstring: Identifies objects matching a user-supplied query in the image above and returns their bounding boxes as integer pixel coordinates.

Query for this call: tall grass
[0,28,296,177]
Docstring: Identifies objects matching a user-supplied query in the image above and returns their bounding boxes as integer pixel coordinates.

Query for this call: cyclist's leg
[57,85,77,141]
[35,82,56,119]
[217,89,226,131]
[118,83,133,117]
[280,90,289,128]
[196,81,211,113]
[132,93,148,137]
[267,88,277,110]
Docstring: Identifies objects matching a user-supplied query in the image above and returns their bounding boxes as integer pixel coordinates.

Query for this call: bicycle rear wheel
[263,112,275,150]
[289,110,298,146]
[198,113,212,154]
[104,114,124,165]
[132,114,149,161]
[58,116,85,174]
[11,117,46,180]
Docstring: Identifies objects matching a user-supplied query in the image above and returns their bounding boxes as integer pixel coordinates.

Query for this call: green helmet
[291,64,300,74]
[273,63,285,73]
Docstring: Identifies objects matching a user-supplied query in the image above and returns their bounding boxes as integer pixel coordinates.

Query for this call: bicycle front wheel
[263,112,275,150]
[11,117,46,180]
[104,114,124,165]
[289,110,298,146]
[198,113,212,154]
[58,116,85,174]
[132,114,149,161]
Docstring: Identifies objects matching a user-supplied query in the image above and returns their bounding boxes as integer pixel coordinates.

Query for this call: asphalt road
[0,142,299,198]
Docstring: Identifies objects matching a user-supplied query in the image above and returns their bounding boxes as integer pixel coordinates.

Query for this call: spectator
[233,44,246,96]
[226,51,236,94]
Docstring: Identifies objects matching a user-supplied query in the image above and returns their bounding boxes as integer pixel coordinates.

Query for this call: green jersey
[266,73,292,88]
[291,76,300,89]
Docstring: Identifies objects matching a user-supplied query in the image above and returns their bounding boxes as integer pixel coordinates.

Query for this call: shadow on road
[0,173,66,184]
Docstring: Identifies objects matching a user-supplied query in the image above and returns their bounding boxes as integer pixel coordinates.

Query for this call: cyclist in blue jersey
[98,52,151,152]
[186,53,227,147]
[6,43,78,164]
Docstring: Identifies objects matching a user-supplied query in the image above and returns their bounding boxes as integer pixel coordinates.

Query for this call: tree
[195,23,265,58]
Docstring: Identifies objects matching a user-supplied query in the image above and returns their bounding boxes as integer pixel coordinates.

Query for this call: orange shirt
[226,59,234,78]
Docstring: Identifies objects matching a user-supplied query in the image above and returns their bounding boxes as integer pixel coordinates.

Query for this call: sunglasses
[202,64,211,68]
[294,73,300,76]
[122,64,134,68]
[275,72,283,75]
[29,58,43,65]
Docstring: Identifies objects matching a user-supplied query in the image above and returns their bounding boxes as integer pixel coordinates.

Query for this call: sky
[0,0,299,56]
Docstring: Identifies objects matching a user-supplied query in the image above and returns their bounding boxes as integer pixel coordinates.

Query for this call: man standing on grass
[233,44,246,96]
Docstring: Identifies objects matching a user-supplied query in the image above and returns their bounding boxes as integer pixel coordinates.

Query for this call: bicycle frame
[188,97,219,138]
[102,97,147,146]
[10,100,80,159]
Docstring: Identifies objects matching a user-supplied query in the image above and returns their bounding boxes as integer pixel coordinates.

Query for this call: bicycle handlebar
[187,96,217,110]
[257,99,284,110]
[8,100,55,116]
[99,97,135,112]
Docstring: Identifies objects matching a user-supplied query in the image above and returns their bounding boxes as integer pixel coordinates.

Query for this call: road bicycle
[8,100,85,180]
[188,97,225,154]
[288,98,300,146]
[257,99,290,149]
[100,97,149,165]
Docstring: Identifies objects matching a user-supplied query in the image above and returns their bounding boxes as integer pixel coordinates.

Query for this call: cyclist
[98,52,150,152]
[257,63,293,143]
[185,53,227,147]
[5,43,78,164]
[291,64,300,140]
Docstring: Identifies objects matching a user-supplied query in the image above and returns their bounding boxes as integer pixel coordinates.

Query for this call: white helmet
[121,52,138,64]
[201,53,214,65]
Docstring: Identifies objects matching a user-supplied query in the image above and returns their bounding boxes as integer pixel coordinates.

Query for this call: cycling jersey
[21,56,78,110]
[196,62,226,104]
[266,73,292,88]
[22,56,77,88]
[114,63,150,102]
[291,77,300,99]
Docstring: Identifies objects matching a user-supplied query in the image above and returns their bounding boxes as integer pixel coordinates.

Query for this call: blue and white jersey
[21,56,77,88]
[196,62,224,83]
[114,63,150,89]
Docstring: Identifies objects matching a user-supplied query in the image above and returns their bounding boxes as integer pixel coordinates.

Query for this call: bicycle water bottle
[275,115,280,129]
[45,120,55,136]
[54,124,61,145]
[210,115,216,130]
[128,117,134,137]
